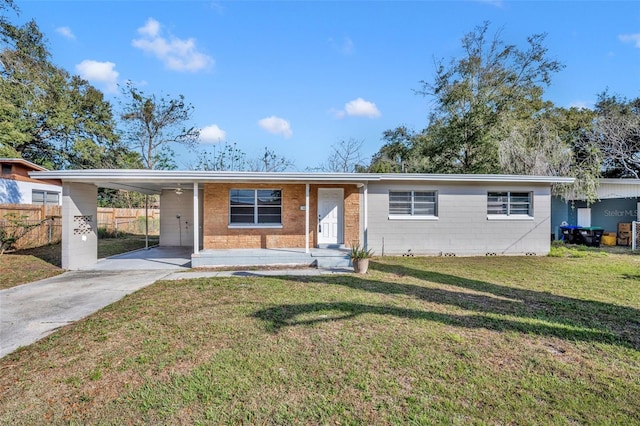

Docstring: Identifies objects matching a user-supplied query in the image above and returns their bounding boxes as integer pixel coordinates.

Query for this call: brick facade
[202,183,360,249]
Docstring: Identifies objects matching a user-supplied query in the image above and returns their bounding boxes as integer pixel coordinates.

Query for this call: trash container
[560,226,581,244]
[575,227,604,247]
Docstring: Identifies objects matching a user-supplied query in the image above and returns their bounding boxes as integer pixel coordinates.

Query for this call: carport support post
[144,194,149,249]
[61,182,98,270]
[305,184,309,253]
[193,182,199,255]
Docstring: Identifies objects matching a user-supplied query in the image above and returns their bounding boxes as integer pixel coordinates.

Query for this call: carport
[29,170,207,270]
[28,169,370,270]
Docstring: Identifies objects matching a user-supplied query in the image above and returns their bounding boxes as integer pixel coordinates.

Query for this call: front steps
[191,247,352,270]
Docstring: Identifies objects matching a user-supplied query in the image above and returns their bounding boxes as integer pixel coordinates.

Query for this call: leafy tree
[366,127,415,173]
[498,107,601,201]
[371,22,564,174]
[97,189,154,209]
[120,81,199,170]
[0,14,125,170]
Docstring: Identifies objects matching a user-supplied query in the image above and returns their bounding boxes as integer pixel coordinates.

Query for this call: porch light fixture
[175,185,183,195]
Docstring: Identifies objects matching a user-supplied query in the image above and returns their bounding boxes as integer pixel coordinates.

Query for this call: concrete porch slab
[191,247,352,269]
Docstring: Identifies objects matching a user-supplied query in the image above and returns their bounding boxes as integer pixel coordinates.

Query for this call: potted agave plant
[350,244,374,274]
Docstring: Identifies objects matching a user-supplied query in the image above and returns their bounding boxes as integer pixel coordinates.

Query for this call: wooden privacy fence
[0,204,160,251]
[97,207,160,235]
[0,204,62,250]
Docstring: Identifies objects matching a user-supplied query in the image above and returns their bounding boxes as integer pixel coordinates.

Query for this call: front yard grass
[0,234,159,289]
[1,252,639,424]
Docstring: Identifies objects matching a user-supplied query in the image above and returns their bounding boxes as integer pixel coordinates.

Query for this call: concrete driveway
[0,247,347,359]
[0,247,192,359]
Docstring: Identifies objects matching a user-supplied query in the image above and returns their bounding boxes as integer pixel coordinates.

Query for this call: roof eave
[30,170,575,185]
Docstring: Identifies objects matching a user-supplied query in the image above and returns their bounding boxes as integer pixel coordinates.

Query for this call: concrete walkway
[0,269,173,358]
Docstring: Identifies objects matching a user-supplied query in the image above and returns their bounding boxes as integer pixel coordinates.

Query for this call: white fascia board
[599,178,640,185]
[30,170,379,184]
[30,170,574,185]
[373,173,575,184]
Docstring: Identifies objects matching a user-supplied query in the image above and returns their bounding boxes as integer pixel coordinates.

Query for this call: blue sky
[14,1,640,170]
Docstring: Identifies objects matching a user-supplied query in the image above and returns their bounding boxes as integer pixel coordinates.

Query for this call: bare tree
[194,142,247,171]
[588,104,640,178]
[315,138,365,172]
[248,147,295,172]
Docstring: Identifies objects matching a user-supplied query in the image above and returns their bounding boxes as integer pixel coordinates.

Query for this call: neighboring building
[551,179,640,238]
[0,158,62,205]
[30,169,572,270]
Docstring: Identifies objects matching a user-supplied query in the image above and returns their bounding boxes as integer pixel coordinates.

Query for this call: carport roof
[29,169,575,195]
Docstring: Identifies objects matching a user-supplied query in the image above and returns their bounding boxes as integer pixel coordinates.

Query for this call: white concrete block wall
[160,189,195,247]
[61,182,98,270]
[367,182,552,256]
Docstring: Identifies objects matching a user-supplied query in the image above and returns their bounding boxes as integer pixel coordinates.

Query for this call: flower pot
[352,258,369,274]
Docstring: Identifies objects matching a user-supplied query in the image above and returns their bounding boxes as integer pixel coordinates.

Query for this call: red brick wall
[202,183,360,249]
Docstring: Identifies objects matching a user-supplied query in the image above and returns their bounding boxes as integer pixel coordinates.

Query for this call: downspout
[193,182,199,255]
[305,183,309,253]
[363,183,368,250]
[145,194,149,249]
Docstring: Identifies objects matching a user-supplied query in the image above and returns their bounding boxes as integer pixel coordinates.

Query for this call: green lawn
[0,251,639,424]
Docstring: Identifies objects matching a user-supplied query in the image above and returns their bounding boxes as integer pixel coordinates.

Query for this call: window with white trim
[229,189,282,225]
[32,190,59,205]
[487,192,532,216]
[389,191,437,217]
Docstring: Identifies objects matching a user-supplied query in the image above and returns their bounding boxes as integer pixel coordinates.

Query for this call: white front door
[577,208,591,227]
[317,188,343,246]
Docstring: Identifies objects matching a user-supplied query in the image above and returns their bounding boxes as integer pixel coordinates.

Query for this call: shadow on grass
[14,243,62,267]
[252,261,640,350]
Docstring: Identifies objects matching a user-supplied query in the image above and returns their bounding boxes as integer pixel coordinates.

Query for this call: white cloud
[334,97,381,119]
[619,33,640,48]
[75,60,119,93]
[138,18,160,38]
[132,17,214,72]
[258,116,292,138]
[200,124,227,143]
[568,100,591,109]
[56,26,75,40]
[329,36,354,55]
